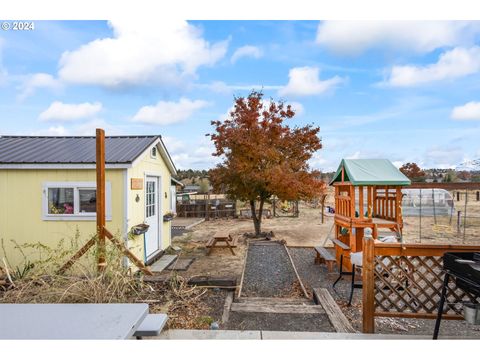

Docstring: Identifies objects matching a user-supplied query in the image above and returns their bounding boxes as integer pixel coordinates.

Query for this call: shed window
[43,182,111,221]
[48,188,74,214]
[79,189,97,213]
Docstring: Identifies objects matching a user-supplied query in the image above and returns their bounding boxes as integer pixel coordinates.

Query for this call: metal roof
[330,159,411,186]
[0,135,160,164]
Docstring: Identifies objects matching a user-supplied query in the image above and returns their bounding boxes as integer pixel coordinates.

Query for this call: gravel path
[289,247,480,338]
[242,243,298,298]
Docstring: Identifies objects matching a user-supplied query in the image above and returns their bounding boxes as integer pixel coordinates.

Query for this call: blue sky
[1,20,480,171]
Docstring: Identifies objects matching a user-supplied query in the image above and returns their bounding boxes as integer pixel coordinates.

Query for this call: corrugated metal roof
[0,135,160,164]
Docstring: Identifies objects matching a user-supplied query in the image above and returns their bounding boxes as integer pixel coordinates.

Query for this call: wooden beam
[406,182,480,190]
[230,303,325,314]
[313,288,356,333]
[221,291,234,324]
[188,276,237,287]
[57,236,96,274]
[284,244,309,298]
[104,228,153,275]
[367,186,372,218]
[359,185,364,219]
[362,234,375,333]
[96,128,106,272]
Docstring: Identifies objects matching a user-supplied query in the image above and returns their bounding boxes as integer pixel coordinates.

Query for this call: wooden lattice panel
[373,255,479,316]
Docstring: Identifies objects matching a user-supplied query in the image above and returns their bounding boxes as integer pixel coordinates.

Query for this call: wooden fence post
[362,228,375,333]
[96,129,106,273]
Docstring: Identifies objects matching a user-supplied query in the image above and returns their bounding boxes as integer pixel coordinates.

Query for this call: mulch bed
[241,242,299,298]
[225,312,335,332]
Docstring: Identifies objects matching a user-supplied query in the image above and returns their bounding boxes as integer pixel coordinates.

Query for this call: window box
[163,214,174,222]
[42,182,111,221]
[131,223,150,236]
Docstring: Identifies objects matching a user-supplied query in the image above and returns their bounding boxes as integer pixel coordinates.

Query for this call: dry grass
[0,237,225,330]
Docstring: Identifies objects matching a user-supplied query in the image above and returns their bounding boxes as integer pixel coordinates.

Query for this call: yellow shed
[0,135,177,269]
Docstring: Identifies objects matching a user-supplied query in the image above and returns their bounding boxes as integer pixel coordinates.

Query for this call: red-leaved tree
[399,162,426,182]
[208,91,326,236]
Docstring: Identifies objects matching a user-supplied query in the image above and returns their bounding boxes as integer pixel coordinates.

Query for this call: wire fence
[401,189,480,245]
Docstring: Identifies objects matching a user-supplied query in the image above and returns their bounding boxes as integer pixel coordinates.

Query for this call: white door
[145,176,160,259]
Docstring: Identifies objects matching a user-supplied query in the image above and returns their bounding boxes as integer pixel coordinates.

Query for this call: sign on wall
[131,178,143,190]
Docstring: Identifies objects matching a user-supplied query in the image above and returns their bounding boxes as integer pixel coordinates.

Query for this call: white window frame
[150,146,157,159]
[42,181,112,221]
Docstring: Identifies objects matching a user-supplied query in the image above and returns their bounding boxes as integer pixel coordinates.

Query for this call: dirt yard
[167,193,480,337]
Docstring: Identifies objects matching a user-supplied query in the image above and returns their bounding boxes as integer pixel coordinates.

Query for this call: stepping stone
[150,255,177,272]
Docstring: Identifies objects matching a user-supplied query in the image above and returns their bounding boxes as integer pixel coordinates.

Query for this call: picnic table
[206,232,236,255]
[0,303,150,339]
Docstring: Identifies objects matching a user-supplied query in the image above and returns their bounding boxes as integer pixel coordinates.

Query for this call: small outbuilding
[0,135,177,269]
[330,159,411,267]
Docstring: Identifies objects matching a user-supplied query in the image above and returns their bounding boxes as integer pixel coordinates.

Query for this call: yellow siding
[127,147,172,261]
[0,169,125,268]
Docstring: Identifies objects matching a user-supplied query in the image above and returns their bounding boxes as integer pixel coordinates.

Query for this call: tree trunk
[250,198,265,236]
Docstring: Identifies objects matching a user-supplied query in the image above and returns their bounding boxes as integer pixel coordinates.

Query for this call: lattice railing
[362,240,480,333]
[374,255,478,317]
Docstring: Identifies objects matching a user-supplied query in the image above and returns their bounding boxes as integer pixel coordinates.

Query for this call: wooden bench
[331,238,351,251]
[206,232,236,255]
[133,314,168,339]
[314,246,336,273]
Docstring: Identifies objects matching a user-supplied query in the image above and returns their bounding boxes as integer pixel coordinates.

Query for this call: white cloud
[165,136,216,170]
[0,37,7,86]
[279,66,343,97]
[316,21,480,55]
[32,125,69,136]
[58,20,228,88]
[384,47,480,87]
[424,146,465,168]
[197,81,282,94]
[132,98,209,125]
[39,101,103,122]
[17,73,62,101]
[32,119,125,137]
[451,101,480,121]
[230,45,262,63]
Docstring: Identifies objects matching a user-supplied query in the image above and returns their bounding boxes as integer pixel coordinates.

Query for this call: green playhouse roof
[330,159,411,186]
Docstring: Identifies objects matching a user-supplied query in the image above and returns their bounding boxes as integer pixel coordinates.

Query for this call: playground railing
[361,237,480,333]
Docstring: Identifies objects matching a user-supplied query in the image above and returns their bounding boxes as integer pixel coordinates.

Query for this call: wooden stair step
[236,297,314,305]
[230,302,325,314]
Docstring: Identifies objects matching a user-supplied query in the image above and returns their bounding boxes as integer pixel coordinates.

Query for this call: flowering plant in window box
[131,223,150,236]
[163,212,175,222]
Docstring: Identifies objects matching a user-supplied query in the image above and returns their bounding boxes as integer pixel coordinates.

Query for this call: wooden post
[359,185,364,219]
[396,187,402,226]
[367,186,372,218]
[372,186,377,217]
[362,228,375,333]
[96,128,106,272]
[349,185,355,218]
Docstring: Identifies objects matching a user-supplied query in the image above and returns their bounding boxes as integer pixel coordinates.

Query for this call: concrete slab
[148,329,476,340]
[150,255,177,272]
[172,217,205,229]
[260,331,431,340]
[157,329,261,340]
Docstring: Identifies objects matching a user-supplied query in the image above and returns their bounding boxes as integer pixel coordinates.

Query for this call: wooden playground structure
[330,159,411,269]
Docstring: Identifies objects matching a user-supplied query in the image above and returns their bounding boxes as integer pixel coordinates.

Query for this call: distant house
[0,135,177,268]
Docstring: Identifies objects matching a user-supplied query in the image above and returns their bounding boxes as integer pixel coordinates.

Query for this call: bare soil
[168,191,480,336]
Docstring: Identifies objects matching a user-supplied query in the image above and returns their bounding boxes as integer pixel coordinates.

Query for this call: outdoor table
[0,303,149,339]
